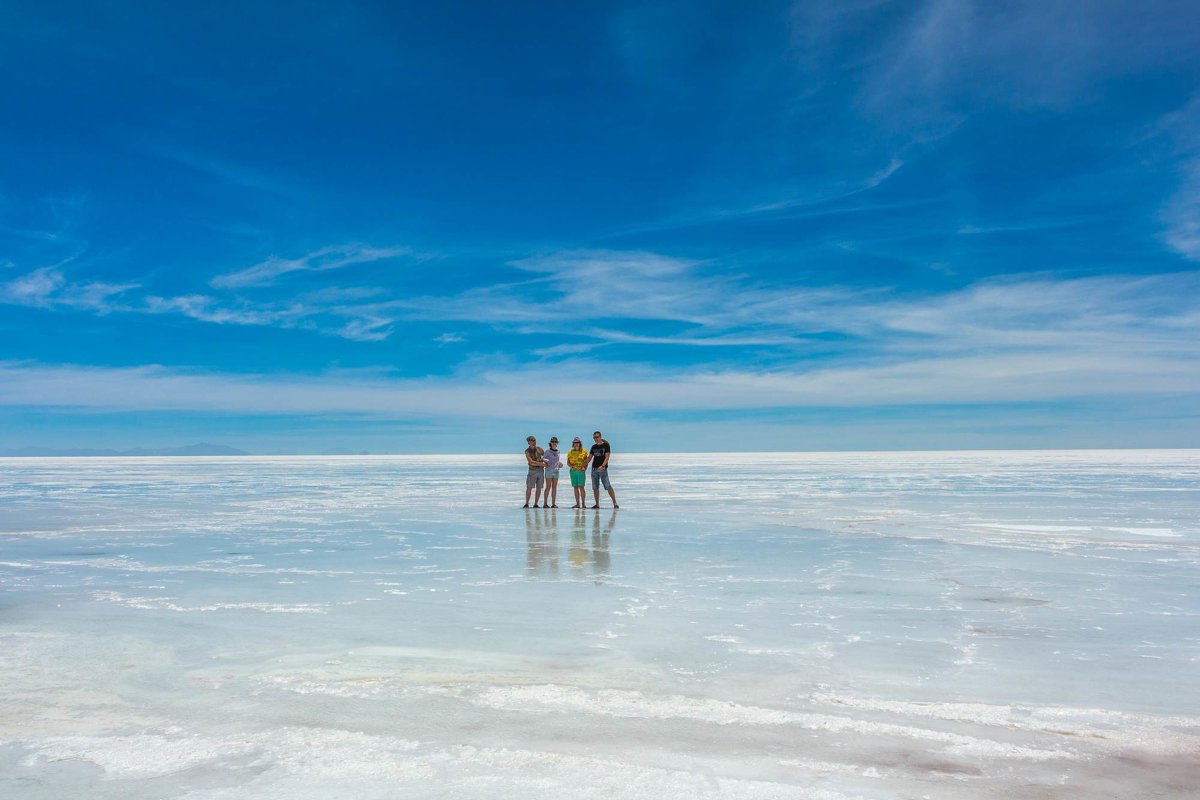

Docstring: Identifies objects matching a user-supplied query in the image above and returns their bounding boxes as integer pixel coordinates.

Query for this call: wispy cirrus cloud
[0,266,137,313]
[142,294,300,328]
[1163,164,1200,261]
[147,144,291,196]
[141,290,396,343]
[858,0,1200,122]
[0,240,415,341]
[210,243,410,289]
[0,342,1195,422]
[1158,99,1200,261]
[2,243,1197,426]
[395,251,1199,359]
[6,242,1199,363]
[170,246,1200,360]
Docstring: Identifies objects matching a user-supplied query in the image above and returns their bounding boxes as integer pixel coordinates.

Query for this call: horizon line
[3,446,1198,459]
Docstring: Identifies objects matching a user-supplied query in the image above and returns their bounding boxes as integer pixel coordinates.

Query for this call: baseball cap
[572,437,581,443]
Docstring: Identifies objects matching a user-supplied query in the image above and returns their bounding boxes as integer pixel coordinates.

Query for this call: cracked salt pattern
[1,451,1198,799]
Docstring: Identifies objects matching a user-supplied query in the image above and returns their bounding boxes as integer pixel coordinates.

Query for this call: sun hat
[572,437,581,443]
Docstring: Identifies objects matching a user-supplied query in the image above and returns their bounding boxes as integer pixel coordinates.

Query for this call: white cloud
[513,250,717,324]
[0,267,136,313]
[859,0,1200,124]
[532,343,602,358]
[336,316,393,342]
[2,251,1196,426]
[7,241,1198,363]
[210,243,410,289]
[148,145,290,195]
[143,294,296,327]
[239,250,1198,361]
[582,328,808,348]
[1163,158,1200,261]
[141,291,398,342]
[1,266,63,306]
[1,335,1195,421]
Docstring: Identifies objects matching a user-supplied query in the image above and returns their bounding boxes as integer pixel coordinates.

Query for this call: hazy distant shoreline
[0,443,249,457]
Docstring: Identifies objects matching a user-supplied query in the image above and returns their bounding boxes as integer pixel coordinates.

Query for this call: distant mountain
[0,443,249,457]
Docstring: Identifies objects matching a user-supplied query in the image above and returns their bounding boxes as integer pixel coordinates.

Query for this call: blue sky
[1,0,1198,453]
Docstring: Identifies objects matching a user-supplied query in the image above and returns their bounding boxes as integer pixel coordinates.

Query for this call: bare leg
[524,485,532,507]
[534,486,543,507]
[608,488,618,508]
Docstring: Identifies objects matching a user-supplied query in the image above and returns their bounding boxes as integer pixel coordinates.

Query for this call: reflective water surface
[1,452,1198,799]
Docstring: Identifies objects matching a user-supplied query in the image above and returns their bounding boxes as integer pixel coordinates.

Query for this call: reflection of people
[543,437,563,508]
[523,435,547,508]
[569,509,589,579]
[567,437,588,508]
[590,507,616,583]
[589,431,618,509]
[525,507,559,578]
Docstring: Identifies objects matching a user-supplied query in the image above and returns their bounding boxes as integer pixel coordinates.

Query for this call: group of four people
[524,431,619,509]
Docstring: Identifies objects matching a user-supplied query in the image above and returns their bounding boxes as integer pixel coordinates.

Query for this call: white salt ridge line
[0,630,65,639]
[49,557,366,576]
[811,693,1200,751]
[454,684,1070,761]
[92,591,326,614]
[18,728,423,781]
[258,675,415,699]
[778,758,888,779]
[696,576,813,584]
[967,523,1183,538]
[1110,527,1183,537]
[24,727,867,800]
[21,733,262,778]
[442,745,864,800]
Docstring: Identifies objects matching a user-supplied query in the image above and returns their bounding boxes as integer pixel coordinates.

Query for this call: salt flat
[1,451,1197,799]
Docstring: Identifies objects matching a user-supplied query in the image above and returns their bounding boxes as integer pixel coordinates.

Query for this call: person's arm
[525,451,541,468]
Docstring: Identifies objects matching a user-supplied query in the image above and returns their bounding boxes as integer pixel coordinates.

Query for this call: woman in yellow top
[566,437,590,508]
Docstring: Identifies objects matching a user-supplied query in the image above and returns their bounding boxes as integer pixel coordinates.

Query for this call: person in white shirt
[542,436,563,508]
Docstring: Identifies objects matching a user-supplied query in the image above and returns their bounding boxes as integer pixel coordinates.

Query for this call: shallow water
[1,451,1198,799]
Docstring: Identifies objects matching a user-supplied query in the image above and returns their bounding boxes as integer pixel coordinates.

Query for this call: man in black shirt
[588,430,618,509]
